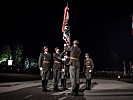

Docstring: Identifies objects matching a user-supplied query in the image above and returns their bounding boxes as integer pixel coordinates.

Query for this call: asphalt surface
[0,73,133,100]
[0,73,41,82]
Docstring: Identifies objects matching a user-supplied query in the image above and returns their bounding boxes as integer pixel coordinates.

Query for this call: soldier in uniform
[60,50,69,90]
[83,53,94,90]
[64,40,81,96]
[38,46,51,92]
[53,47,63,91]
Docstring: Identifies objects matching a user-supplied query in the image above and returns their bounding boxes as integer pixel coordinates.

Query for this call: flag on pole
[62,4,70,46]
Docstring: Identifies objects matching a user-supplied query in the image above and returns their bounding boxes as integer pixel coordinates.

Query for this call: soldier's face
[85,56,89,58]
[56,49,59,52]
[73,43,77,47]
[44,48,48,52]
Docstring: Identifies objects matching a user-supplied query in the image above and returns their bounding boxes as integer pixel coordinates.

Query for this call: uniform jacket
[84,58,94,72]
[53,52,62,70]
[38,52,51,70]
[65,46,81,59]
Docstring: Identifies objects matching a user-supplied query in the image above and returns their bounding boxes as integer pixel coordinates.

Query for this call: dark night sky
[0,0,133,69]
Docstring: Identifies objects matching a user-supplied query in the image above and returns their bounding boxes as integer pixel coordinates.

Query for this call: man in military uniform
[65,40,81,96]
[83,53,94,90]
[38,46,51,92]
[53,47,63,91]
[60,50,69,90]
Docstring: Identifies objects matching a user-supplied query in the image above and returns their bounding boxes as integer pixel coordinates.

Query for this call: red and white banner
[62,5,70,46]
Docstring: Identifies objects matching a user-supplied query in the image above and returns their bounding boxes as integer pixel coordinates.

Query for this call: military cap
[55,47,59,51]
[85,53,89,56]
[73,40,79,44]
[44,46,48,50]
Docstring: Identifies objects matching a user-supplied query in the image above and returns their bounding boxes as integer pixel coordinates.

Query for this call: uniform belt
[70,57,79,60]
[86,66,91,68]
[43,61,50,63]
[54,61,61,63]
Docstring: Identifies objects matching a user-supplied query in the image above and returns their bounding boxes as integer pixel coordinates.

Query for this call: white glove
[64,44,67,47]
[64,55,68,59]
[62,58,66,61]
[118,75,120,78]
[62,69,65,72]
[40,67,43,71]
[89,70,92,72]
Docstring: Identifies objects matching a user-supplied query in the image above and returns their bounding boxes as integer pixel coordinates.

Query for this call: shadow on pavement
[78,81,98,93]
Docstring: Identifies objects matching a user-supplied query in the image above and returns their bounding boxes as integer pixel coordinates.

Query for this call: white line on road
[24,95,32,99]
[58,96,67,100]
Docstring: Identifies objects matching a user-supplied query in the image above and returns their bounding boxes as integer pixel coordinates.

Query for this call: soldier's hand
[62,58,66,61]
[62,68,65,72]
[63,50,66,52]
[40,67,43,71]
[64,44,67,47]
[89,70,92,72]
[64,55,68,59]
[67,45,70,48]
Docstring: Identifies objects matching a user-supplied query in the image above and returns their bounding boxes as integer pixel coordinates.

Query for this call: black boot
[53,85,57,91]
[61,79,65,90]
[85,79,89,90]
[42,80,45,92]
[44,80,49,92]
[75,84,79,96]
[70,89,76,96]
[56,86,61,91]
[54,85,61,92]
[88,79,91,90]
[86,79,91,90]
[63,79,69,90]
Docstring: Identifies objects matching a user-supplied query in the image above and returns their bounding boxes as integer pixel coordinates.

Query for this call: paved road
[0,78,133,100]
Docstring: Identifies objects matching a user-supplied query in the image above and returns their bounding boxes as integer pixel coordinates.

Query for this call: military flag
[62,4,70,46]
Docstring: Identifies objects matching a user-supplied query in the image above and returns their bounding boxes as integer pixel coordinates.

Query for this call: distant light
[8,60,13,66]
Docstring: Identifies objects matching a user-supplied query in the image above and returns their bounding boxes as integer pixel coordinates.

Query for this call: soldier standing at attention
[38,46,51,92]
[53,47,63,91]
[60,50,69,90]
[65,40,81,96]
[83,53,94,90]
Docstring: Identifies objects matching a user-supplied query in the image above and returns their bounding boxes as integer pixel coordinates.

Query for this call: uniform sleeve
[49,53,52,70]
[53,53,56,59]
[83,59,86,72]
[38,53,42,68]
[78,49,81,57]
[60,51,65,58]
[91,59,94,71]
[49,53,52,63]
[53,53,62,61]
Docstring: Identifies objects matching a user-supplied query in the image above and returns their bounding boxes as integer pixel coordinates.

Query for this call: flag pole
[62,1,70,86]
[64,1,68,80]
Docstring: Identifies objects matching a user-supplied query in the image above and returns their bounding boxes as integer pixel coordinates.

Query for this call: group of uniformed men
[38,40,94,96]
